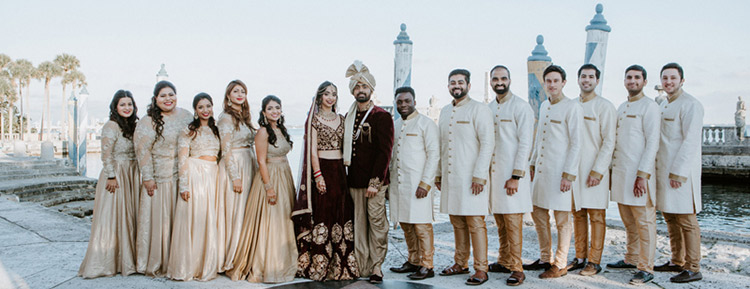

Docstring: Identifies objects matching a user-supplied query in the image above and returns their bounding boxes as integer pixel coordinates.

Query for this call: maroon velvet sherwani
[347,104,394,276]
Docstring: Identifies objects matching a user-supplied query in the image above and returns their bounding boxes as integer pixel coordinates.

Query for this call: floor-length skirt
[218,147,255,272]
[78,159,140,278]
[167,158,219,281]
[296,158,359,281]
[136,177,177,277]
[227,158,298,283]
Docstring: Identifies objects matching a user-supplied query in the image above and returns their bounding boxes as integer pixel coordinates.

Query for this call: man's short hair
[660,62,684,79]
[543,65,566,81]
[625,64,647,79]
[394,86,415,99]
[449,69,471,84]
[577,64,600,79]
[490,65,510,79]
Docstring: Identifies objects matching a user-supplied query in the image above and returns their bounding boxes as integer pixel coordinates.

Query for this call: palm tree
[1,54,12,140]
[54,53,80,140]
[9,59,35,140]
[0,54,11,78]
[1,76,18,141]
[35,61,62,141]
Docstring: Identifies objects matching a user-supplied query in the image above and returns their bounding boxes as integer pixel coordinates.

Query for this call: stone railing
[703,125,747,145]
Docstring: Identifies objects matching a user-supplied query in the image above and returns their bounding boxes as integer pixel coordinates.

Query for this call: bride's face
[319,85,337,110]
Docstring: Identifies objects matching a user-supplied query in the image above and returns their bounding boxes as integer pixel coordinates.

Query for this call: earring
[194,114,198,119]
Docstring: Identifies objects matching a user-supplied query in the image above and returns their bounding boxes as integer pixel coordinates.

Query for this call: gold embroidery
[664,118,675,121]
[500,119,512,122]
[550,120,562,124]
[627,115,637,118]
[584,116,596,121]
[331,224,343,243]
[313,223,329,245]
[406,133,418,136]
[456,120,470,124]
[313,114,344,150]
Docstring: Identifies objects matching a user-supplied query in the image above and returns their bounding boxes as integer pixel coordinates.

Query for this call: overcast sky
[2,0,748,126]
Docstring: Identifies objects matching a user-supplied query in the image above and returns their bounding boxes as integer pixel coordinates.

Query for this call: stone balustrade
[703,125,747,146]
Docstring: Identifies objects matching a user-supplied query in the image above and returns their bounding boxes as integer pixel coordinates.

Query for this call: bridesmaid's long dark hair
[187,93,220,140]
[223,79,256,131]
[147,80,176,141]
[109,90,139,139]
[258,95,292,147]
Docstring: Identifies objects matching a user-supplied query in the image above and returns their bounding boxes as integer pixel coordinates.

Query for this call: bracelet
[511,175,521,180]
[313,170,322,178]
[264,183,272,191]
[315,175,324,183]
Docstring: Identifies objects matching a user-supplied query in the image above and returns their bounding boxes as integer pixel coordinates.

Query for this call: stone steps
[0,170,80,182]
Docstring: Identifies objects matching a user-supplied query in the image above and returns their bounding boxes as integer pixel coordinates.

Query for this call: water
[86,128,750,235]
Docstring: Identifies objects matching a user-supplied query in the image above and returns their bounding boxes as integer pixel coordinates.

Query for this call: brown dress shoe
[566,258,586,271]
[654,261,683,272]
[390,261,420,273]
[579,262,602,276]
[539,266,567,279]
[408,266,434,280]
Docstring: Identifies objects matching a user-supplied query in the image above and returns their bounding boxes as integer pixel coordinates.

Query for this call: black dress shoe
[629,270,654,285]
[523,259,551,271]
[654,261,683,272]
[390,261,420,273]
[670,270,703,283]
[408,267,435,280]
[369,274,383,284]
[606,260,637,269]
[488,262,511,273]
[566,258,587,271]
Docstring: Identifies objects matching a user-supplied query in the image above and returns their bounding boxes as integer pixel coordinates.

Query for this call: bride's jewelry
[319,110,337,121]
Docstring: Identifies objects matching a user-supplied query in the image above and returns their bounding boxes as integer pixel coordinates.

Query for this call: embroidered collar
[452,96,471,107]
[495,93,512,104]
[628,92,645,102]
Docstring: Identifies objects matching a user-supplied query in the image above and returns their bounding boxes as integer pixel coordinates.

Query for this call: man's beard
[627,88,643,96]
[355,92,371,103]
[451,88,467,99]
[492,84,509,95]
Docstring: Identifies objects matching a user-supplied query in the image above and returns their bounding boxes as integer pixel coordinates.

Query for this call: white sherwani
[488,93,534,214]
[389,112,440,224]
[611,94,660,206]
[530,96,583,211]
[656,91,703,214]
[438,96,495,216]
[575,95,616,210]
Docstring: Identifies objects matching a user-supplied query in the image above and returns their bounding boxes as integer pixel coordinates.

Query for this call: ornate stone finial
[586,3,612,32]
[528,34,551,61]
[157,63,169,78]
[394,23,413,45]
[79,84,89,96]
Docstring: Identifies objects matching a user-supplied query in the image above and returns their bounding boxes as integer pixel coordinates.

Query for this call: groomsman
[654,63,704,283]
[607,64,660,285]
[568,64,616,276]
[436,69,494,286]
[388,86,440,280]
[486,65,534,286]
[343,60,394,284]
[525,65,583,279]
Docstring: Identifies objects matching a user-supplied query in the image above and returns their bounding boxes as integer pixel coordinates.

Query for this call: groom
[343,60,394,284]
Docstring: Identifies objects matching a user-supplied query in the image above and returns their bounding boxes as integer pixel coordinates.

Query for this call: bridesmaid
[168,93,221,281]
[216,80,256,272]
[134,81,193,276]
[78,90,141,278]
[227,95,298,283]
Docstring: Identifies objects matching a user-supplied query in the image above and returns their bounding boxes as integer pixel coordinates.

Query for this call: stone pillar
[393,23,413,93]
[584,3,612,96]
[527,35,552,120]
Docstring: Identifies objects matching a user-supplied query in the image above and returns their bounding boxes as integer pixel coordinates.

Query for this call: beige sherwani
[656,90,704,272]
[530,96,582,269]
[390,111,439,268]
[488,93,534,272]
[612,93,660,273]
[437,96,494,272]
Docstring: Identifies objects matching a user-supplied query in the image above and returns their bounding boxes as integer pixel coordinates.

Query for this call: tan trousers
[532,206,572,270]
[618,199,656,273]
[663,213,701,272]
[493,213,524,272]
[449,215,488,272]
[573,208,606,264]
[351,186,389,276]
[401,223,434,269]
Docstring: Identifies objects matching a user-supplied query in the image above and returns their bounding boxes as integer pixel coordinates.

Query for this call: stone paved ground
[1,196,749,289]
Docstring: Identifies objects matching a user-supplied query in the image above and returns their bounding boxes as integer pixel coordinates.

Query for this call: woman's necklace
[319,110,337,121]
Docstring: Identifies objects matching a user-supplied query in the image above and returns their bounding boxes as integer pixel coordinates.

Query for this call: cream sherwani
[611,94,660,206]
[656,90,704,273]
[437,96,494,272]
[530,96,583,210]
[438,96,495,215]
[390,112,440,224]
[488,93,534,214]
[611,93,661,273]
[575,95,616,210]
[655,90,703,214]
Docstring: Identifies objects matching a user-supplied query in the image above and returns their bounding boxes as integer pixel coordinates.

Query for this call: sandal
[507,271,526,286]
[439,264,470,276]
[465,271,488,286]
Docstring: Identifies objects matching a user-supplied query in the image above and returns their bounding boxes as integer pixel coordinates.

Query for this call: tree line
[0,53,86,141]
